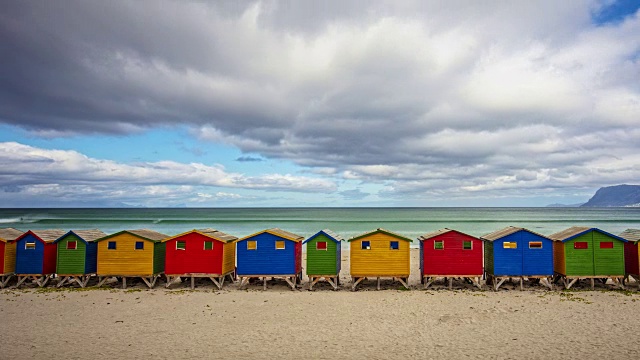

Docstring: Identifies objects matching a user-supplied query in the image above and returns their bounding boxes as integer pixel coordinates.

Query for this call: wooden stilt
[263,277,267,290]
[191,276,195,290]
[520,277,523,291]
[565,278,578,289]
[448,277,453,290]
[376,277,381,290]
[122,277,127,289]
[97,276,108,287]
[351,277,364,291]
[397,277,409,289]
[590,278,595,290]
[284,276,296,290]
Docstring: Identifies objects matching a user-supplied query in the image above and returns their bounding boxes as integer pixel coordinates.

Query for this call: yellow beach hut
[0,228,23,288]
[95,229,168,289]
[348,228,412,290]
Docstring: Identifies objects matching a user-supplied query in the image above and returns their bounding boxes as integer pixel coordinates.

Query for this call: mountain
[581,184,640,207]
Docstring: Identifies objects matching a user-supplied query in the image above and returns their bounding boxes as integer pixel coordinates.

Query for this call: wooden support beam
[351,277,364,291]
[520,277,523,291]
[327,277,337,290]
[122,277,127,289]
[448,277,453,290]
[397,277,409,289]
[191,276,195,290]
[423,277,434,289]
[565,278,578,289]
[97,276,108,287]
[376,277,381,291]
[495,278,507,291]
[56,276,68,288]
[590,278,595,290]
[284,277,296,290]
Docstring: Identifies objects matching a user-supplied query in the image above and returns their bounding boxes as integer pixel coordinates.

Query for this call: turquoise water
[1,208,639,246]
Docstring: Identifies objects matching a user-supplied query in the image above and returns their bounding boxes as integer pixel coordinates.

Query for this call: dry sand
[1,250,640,359]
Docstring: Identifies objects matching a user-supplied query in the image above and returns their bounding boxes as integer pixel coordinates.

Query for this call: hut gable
[549,227,626,277]
[55,229,106,275]
[163,229,238,276]
[96,229,168,276]
[236,228,303,276]
[620,228,640,243]
[349,228,412,278]
[304,229,343,277]
[13,229,65,275]
[418,228,482,276]
[481,227,553,277]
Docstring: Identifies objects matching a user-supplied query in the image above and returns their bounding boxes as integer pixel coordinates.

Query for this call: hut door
[592,232,623,276]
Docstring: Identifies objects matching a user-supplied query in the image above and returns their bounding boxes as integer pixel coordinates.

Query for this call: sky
[1,0,640,207]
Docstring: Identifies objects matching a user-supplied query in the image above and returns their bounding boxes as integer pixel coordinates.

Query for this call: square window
[503,242,517,249]
[600,242,613,249]
[247,240,257,250]
[463,241,472,250]
[67,241,77,250]
[276,240,285,250]
[135,241,144,250]
[25,241,36,250]
[361,241,371,250]
[204,241,213,250]
[529,241,542,249]
[574,242,588,249]
[176,241,186,250]
[390,241,399,250]
[316,241,327,250]
[434,241,444,250]
[107,241,116,250]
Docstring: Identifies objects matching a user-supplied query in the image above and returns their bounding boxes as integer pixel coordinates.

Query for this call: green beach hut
[303,229,343,290]
[550,226,627,289]
[54,229,106,288]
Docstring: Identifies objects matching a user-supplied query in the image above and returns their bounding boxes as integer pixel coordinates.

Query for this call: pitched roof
[55,229,107,244]
[418,228,478,241]
[548,226,627,242]
[95,229,168,243]
[480,226,547,242]
[162,228,238,243]
[239,228,304,242]
[348,228,413,242]
[0,228,23,242]
[303,229,343,244]
[620,228,640,243]
[27,229,67,243]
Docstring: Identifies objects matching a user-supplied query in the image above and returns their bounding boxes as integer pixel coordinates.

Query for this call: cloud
[0,142,336,206]
[236,155,264,162]
[1,1,640,203]
[339,189,369,201]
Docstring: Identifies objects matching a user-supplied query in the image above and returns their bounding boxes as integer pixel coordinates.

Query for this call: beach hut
[95,229,167,289]
[621,228,640,288]
[12,229,66,287]
[303,229,343,290]
[549,226,627,290]
[0,228,23,288]
[54,229,106,288]
[418,228,483,290]
[236,228,303,290]
[348,228,412,291]
[163,228,238,289]
[481,227,554,291]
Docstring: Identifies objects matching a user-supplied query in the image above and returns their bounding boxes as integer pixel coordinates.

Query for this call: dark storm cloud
[1,1,640,201]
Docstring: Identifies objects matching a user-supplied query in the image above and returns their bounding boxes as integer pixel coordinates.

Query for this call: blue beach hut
[481,226,554,290]
[236,228,303,290]
[12,229,66,287]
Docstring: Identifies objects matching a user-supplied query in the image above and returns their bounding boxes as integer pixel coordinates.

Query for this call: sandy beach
[1,250,640,359]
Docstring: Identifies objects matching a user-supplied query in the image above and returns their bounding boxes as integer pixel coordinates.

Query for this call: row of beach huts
[1,226,640,291]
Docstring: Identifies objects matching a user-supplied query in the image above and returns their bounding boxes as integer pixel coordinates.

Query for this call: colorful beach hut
[621,228,640,288]
[348,228,412,291]
[549,227,627,289]
[54,229,106,288]
[0,228,23,288]
[95,229,167,289]
[163,228,238,289]
[236,228,303,290]
[12,229,66,287]
[481,227,554,291]
[303,229,343,290]
[418,228,483,290]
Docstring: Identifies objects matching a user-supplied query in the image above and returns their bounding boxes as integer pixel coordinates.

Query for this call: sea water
[1,207,639,247]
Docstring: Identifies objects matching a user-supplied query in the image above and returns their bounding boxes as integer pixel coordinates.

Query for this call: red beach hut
[418,228,483,289]
[163,228,238,289]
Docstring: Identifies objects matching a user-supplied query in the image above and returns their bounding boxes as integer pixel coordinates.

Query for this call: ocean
[1,207,639,246]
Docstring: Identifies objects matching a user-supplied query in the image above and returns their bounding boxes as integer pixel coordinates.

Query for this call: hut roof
[95,229,169,243]
[480,226,547,242]
[0,227,24,242]
[163,228,238,243]
[12,229,67,243]
[418,228,478,241]
[54,229,107,244]
[348,228,413,243]
[548,226,627,242]
[239,228,304,242]
[303,229,343,244]
[619,228,640,243]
